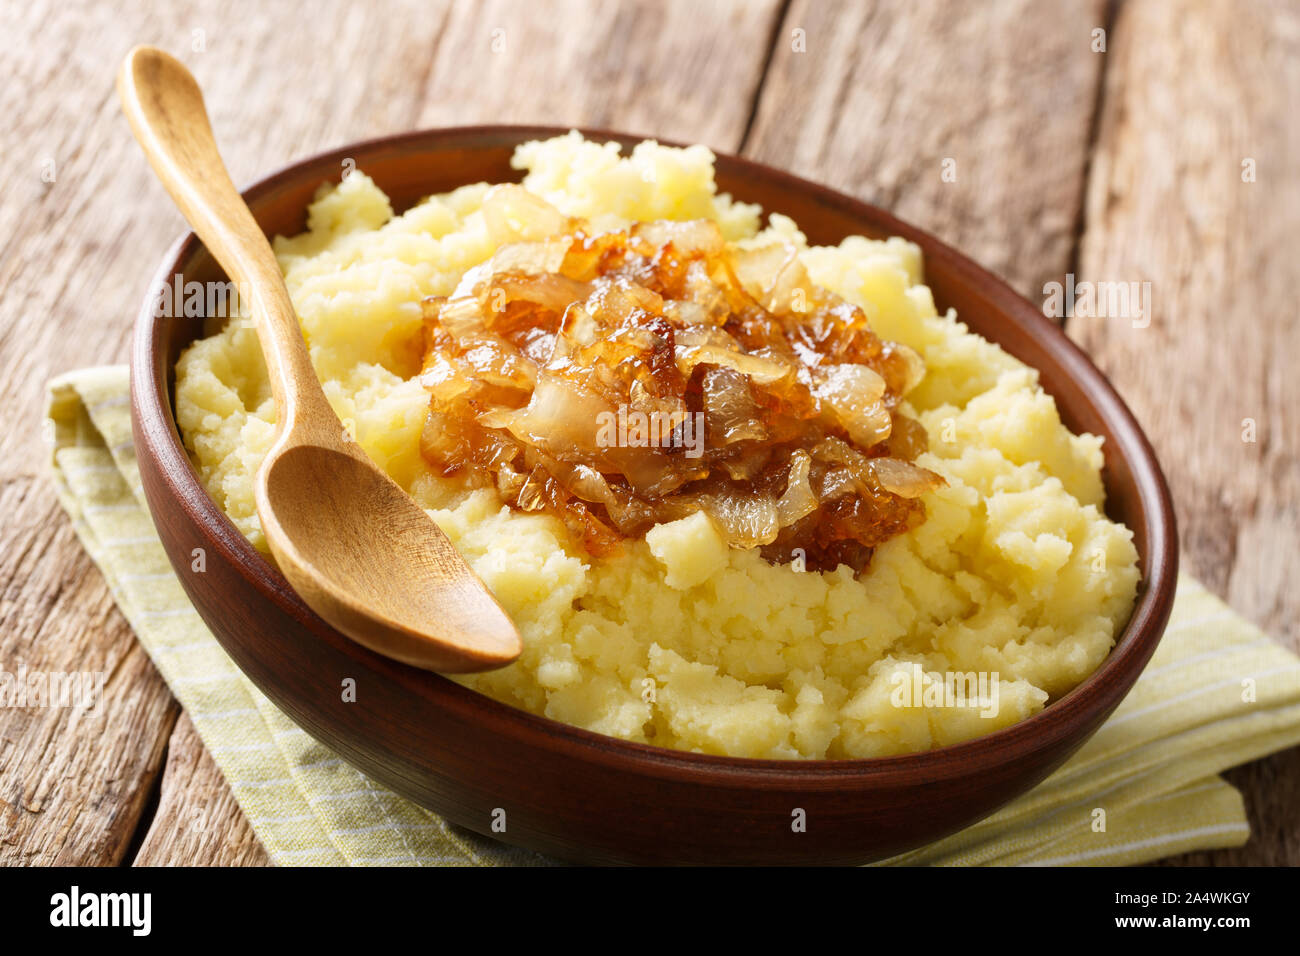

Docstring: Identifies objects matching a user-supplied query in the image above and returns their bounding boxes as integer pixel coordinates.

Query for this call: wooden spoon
[117,46,521,673]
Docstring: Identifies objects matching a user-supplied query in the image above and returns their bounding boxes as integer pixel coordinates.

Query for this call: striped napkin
[46,366,1300,866]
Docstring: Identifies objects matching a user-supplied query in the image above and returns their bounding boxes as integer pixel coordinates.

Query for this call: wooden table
[2,0,1295,866]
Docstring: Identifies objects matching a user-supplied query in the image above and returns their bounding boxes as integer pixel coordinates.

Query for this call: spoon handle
[117,45,332,435]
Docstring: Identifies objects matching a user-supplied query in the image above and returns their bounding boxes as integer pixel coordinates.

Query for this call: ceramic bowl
[130,126,1178,865]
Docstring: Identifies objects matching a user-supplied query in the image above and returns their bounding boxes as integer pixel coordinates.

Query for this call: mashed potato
[175,132,1140,759]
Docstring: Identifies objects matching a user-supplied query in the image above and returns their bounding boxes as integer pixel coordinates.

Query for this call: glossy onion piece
[868,457,946,499]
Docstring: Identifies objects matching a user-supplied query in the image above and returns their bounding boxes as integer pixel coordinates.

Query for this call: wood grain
[1070,0,1300,866]
[743,0,1110,299]
[0,512,178,864]
[406,0,783,148]
[133,714,270,866]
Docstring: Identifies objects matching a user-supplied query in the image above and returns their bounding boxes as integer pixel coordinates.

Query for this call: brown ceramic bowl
[131,125,1177,865]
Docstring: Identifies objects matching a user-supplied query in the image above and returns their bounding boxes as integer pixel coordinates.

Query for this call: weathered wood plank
[0,482,179,864]
[1,0,779,865]
[410,0,783,149]
[1071,0,1300,866]
[743,0,1109,298]
[133,714,270,866]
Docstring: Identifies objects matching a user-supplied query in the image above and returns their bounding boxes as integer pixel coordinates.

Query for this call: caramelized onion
[696,487,780,549]
[812,364,892,448]
[776,450,818,527]
[701,366,767,445]
[868,457,945,499]
[417,188,945,573]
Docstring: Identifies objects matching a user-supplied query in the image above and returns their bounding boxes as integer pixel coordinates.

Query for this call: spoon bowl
[258,443,524,671]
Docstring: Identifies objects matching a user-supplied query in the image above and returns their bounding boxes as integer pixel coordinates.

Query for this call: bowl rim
[131,123,1178,784]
